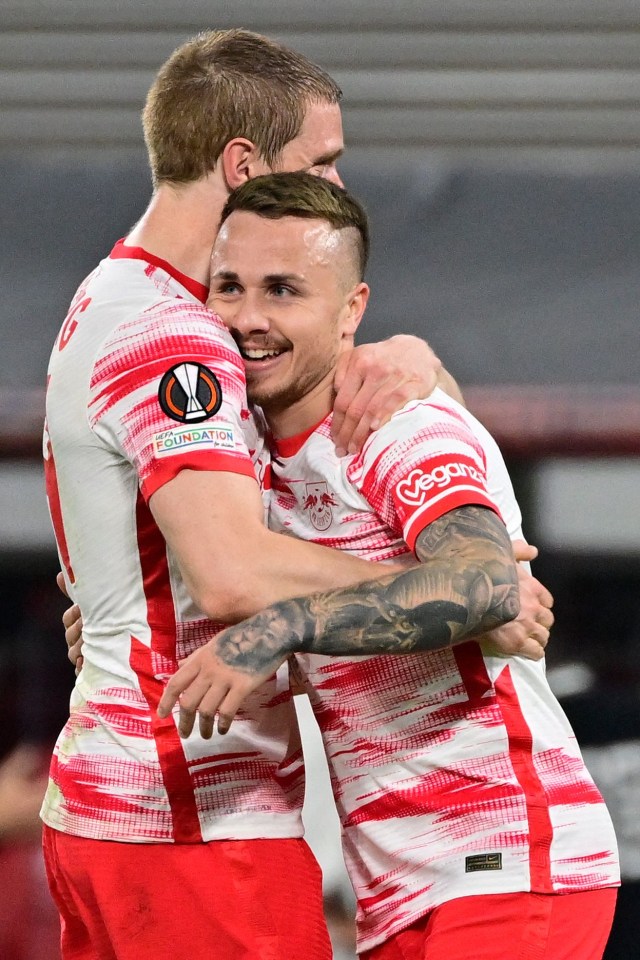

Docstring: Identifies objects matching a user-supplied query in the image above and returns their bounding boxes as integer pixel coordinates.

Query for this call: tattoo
[213,505,519,678]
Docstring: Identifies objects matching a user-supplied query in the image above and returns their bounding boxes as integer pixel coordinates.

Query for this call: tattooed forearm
[214,505,519,676]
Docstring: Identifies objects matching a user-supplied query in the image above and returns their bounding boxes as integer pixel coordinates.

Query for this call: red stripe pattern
[268,391,620,953]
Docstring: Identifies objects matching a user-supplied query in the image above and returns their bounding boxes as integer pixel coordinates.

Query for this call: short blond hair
[143,29,342,186]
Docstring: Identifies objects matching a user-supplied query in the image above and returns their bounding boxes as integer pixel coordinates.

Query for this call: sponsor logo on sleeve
[158,362,222,423]
[395,459,485,507]
[153,422,236,458]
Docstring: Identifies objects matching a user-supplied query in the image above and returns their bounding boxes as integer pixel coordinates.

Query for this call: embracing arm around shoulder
[157,505,522,735]
[331,335,466,454]
[148,467,388,623]
[205,504,519,663]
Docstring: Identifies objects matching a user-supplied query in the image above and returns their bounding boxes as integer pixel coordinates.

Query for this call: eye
[271,283,294,297]
[214,280,241,295]
[308,162,341,184]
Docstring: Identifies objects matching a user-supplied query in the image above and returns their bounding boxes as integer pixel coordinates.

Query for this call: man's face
[209,210,365,416]
[270,100,345,186]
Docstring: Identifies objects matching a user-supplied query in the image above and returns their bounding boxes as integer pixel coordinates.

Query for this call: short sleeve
[346,399,502,554]
[88,300,257,500]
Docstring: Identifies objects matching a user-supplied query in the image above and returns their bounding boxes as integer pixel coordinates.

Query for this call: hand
[56,570,70,599]
[157,634,288,738]
[331,335,442,455]
[0,744,50,841]
[58,592,84,677]
[479,545,554,660]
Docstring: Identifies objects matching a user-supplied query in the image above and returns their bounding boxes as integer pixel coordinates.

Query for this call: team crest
[303,482,338,531]
[158,362,222,424]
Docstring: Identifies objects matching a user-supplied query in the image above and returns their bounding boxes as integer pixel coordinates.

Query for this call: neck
[126,176,229,286]
[267,371,335,440]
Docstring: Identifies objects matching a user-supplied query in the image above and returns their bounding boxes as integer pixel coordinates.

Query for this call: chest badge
[303,481,338,531]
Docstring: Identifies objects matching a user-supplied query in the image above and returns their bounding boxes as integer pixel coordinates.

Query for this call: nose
[227,296,270,338]
[324,165,344,188]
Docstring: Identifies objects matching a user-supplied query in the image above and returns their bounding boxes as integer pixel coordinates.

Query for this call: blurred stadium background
[0,3,639,958]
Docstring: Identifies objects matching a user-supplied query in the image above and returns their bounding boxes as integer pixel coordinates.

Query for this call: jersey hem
[39,811,305,845]
[355,879,622,954]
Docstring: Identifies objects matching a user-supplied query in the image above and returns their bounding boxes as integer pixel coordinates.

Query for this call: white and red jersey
[269,390,619,953]
[41,241,303,844]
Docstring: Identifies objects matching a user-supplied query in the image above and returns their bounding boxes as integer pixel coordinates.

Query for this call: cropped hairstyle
[143,28,342,186]
[220,171,370,280]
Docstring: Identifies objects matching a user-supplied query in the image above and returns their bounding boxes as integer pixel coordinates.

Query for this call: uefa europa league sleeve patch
[158,362,223,424]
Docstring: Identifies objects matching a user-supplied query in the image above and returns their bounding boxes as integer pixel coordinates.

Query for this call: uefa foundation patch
[158,362,223,424]
[153,422,237,457]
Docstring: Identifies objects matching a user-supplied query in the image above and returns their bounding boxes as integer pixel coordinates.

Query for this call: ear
[220,138,268,190]
[340,282,369,342]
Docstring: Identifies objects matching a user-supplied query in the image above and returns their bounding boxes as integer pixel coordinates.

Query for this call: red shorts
[362,889,618,960]
[42,825,331,960]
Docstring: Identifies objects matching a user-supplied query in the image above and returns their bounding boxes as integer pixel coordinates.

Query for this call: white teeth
[243,348,282,359]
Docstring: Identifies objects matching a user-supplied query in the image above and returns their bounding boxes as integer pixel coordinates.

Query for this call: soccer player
[42,30,453,960]
[159,173,620,960]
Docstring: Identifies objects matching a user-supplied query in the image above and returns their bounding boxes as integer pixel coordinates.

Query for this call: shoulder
[358,389,487,467]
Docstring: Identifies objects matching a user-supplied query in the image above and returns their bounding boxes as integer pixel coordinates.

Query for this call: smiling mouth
[240,347,286,361]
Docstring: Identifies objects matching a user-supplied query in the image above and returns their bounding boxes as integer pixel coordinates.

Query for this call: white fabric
[41,244,302,844]
[269,390,620,953]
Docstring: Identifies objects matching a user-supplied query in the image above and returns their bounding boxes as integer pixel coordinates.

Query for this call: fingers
[178,677,229,740]
[536,603,555,631]
[512,539,538,563]
[333,376,389,455]
[516,565,554,609]
[535,582,554,611]
[62,603,81,631]
[520,622,551,661]
[62,602,84,670]
[513,629,548,661]
[159,679,240,740]
[178,690,239,739]
[331,336,441,456]
[56,570,70,598]
[63,603,82,636]
[331,352,380,455]
[157,659,202,721]
[157,659,241,739]
[333,372,435,456]
[68,640,84,669]
[157,638,277,740]
[480,600,553,661]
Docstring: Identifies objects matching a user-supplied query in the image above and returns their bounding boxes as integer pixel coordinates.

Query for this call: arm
[59,469,390,668]
[158,505,526,735]
[331,335,445,455]
[149,468,397,623]
[479,540,554,659]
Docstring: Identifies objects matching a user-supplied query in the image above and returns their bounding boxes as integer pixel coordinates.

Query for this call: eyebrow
[263,273,306,287]
[312,147,344,167]
[211,269,239,281]
[211,270,307,287]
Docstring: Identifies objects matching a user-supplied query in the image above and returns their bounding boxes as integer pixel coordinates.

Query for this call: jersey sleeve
[88,300,256,500]
[346,400,502,554]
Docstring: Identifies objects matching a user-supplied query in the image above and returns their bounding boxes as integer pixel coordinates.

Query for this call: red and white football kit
[269,390,620,955]
[43,240,303,845]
